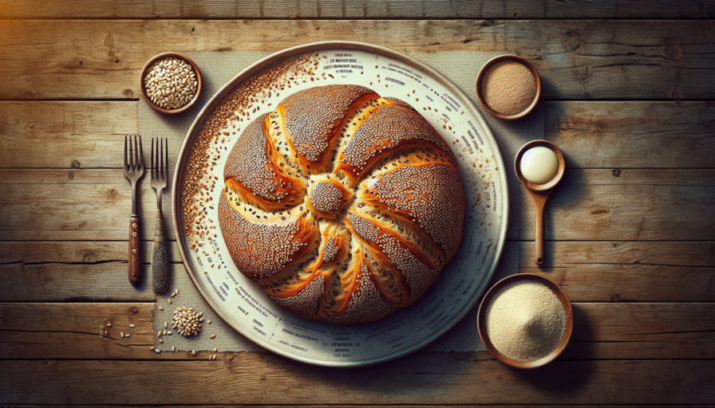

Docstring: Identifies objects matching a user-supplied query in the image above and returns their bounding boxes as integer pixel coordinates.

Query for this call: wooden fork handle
[129,216,142,286]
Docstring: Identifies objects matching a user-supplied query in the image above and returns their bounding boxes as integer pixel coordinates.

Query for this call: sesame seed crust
[224,113,307,212]
[283,85,373,162]
[327,262,397,324]
[217,84,465,324]
[347,212,440,304]
[361,160,465,262]
[336,105,456,185]
[309,182,343,214]
[224,114,283,201]
[217,193,315,280]
[321,237,339,263]
[271,276,324,320]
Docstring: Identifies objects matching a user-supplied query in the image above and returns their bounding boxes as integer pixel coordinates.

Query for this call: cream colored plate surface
[172,42,508,367]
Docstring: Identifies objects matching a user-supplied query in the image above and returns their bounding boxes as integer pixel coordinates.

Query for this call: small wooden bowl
[475,54,541,120]
[477,273,573,369]
[514,139,565,191]
[140,52,202,114]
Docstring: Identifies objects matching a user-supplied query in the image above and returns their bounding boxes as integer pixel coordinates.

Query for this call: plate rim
[171,40,510,367]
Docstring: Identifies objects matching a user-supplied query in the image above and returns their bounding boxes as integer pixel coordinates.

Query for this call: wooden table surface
[1,1,714,405]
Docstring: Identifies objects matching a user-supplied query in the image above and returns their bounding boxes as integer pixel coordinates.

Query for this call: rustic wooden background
[1,0,714,405]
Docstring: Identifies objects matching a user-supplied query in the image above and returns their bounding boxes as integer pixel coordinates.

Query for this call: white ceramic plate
[172,41,508,367]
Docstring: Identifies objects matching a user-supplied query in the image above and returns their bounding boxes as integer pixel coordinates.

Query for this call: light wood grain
[0,0,711,19]
[1,357,714,404]
[0,169,174,241]
[0,102,136,169]
[4,101,714,170]
[1,302,712,361]
[0,20,713,100]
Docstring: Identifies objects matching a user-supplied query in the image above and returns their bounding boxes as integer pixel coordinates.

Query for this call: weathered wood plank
[565,303,715,360]
[520,241,715,268]
[527,264,715,302]
[520,169,715,241]
[0,0,711,19]
[7,101,715,170]
[2,241,713,302]
[2,168,711,241]
[517,241,715,302]
[0,102,137,169]
[0,20,713,100]
[2,302,712,360]
[1,406,702,408]
[0,240,182,264]
[2,406,700,408]
[0,303,156,359]
[0,261,179,301]
[1,357,714,404]
[0,169,174,241]
[4,240,709,271]
[0,302,210,360]
[5,101,715,170]
[545,101,715,169]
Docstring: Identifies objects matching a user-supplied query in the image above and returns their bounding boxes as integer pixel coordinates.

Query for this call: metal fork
[124,135,145,286]
[150,138,170,293]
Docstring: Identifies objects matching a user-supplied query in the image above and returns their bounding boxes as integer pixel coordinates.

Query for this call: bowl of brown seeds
[475,54,541,120]
[140,52,202,114]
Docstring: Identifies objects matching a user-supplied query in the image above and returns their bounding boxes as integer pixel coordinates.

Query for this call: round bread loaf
[218,84,465,324]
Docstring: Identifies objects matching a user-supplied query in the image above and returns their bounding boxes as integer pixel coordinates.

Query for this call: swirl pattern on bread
[219,85,465,324]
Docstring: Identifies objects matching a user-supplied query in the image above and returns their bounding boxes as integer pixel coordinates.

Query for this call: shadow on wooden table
[509,303,594,393]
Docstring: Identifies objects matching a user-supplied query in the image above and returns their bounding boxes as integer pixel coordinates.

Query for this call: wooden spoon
[514,140,565,266]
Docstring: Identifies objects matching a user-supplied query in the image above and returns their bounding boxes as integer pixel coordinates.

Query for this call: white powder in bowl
[485,279,566,362]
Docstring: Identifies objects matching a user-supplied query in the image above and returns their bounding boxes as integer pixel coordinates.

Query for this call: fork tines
[151,138,169,183]
[124,134,144,177]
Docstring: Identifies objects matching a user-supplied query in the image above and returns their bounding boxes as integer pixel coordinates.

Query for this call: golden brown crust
[217,193,317,280]
[346,211,440,303]
[357,152,465,263]
[280,85,374,174]
[223,113,307,212]
[304,175,354,220]
[218,85,465,324]
[334,105,457,187]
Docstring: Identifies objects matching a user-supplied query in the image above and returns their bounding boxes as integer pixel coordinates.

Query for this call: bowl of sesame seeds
[141,52,202,114]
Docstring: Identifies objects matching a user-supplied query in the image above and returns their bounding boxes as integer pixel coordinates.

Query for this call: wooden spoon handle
[129,216,142,286]
[534,199,545,266]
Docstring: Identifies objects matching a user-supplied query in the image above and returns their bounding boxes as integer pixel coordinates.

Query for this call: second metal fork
[151,138,169,293]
